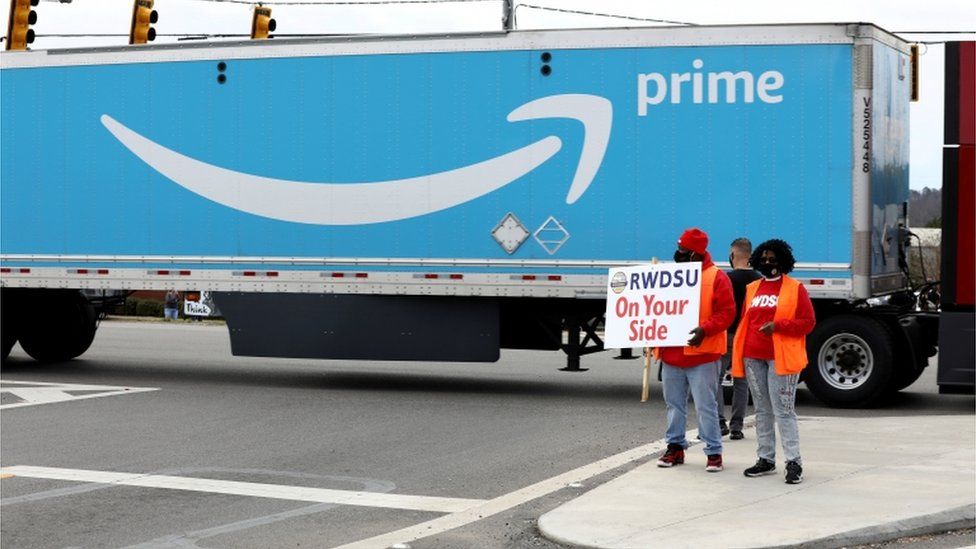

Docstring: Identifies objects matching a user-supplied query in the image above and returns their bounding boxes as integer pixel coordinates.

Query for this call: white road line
[0,466,486,514]
[3,388,75,404]
[0,380,159,410]
[333,432,693,549]
[1,380,138,390]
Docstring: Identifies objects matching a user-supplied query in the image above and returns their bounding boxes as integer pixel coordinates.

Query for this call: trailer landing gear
[560,315,604,372]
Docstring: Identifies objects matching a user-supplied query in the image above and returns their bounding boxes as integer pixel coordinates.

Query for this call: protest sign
[604,263,702,348]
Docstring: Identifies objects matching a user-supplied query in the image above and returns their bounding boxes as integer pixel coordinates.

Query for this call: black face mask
[756,263,780,278]
[728,254,735,269]
[674,250,693,263]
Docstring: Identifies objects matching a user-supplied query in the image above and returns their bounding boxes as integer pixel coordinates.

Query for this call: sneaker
[785,461,803,484]
[743,458,776,477]
[656,444,685,467]
[730,430,744,440]
[719,419,730,437]
[705,454,723,472]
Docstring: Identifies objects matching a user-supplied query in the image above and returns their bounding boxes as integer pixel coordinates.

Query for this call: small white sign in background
[604,263,702,349]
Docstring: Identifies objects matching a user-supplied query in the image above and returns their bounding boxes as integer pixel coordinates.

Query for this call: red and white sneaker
[656,444,685,467]
[705,454,724,472]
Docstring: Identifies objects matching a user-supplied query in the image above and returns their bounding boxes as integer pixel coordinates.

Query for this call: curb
[782,504,976,549]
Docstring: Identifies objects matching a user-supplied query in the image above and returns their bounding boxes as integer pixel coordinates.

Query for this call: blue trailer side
[2,36,854,270]
[0,24,934,406]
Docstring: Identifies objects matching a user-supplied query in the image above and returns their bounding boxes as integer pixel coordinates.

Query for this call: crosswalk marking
[0,466,487,514]
[334,437,675,549]
[0,380,159,409]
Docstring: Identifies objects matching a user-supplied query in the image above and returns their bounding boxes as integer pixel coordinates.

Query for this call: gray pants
[745,358,802,464]
[718,339,749,431]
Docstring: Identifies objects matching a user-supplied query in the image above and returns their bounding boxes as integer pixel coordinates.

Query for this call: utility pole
[502,0,515,31]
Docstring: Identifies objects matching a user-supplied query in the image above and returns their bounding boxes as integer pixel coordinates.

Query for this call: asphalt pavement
[539,414,976,549]
[2,320,974,548]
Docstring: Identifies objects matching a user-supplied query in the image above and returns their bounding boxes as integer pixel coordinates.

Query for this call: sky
[3,0,974,190]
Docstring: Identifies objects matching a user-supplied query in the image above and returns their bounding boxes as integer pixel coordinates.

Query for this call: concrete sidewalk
[539,415,976,549]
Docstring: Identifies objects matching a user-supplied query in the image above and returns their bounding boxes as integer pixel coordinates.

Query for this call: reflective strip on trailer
[0,266,856,300]
[147,270,192,276]
[234,271,280,277]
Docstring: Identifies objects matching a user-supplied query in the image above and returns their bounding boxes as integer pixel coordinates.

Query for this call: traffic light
[910,44,920,102]
[251,6,276,40]
[5,0,39,51]
[129,0,158,45]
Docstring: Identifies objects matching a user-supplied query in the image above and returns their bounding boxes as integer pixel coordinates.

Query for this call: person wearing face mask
[731,239,816,484]
[655,228,736,473]
[717,238,762,440]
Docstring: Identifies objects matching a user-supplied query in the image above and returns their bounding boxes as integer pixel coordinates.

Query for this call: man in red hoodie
[656,228,736,472]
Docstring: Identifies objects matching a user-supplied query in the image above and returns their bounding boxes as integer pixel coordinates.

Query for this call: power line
[893,30,976,46]
[517,4,695,26]
[893,30,976,34]
[31,33,381,39]
[34,33,248,38]
[185,0,494,5]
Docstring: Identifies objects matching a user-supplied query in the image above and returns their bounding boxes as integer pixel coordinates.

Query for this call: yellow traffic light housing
[129,0,158,45]
[251,6,276,40]
[5,0,39,52]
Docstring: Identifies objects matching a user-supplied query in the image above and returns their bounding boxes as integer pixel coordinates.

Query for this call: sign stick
[640,256,659,403]
[641,348,651,402]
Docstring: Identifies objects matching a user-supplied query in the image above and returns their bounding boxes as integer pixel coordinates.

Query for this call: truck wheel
[1,291,17,362]
[1,332,15,362]
[18,291,97,362]
[804,315,895,408]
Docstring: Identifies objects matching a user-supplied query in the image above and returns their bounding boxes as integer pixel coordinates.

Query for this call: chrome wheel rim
[818,333,874,390]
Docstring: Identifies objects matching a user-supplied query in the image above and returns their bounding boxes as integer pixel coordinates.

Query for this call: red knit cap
[678,228,709,255]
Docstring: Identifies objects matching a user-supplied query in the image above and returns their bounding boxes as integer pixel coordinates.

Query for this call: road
[1,320,973,548]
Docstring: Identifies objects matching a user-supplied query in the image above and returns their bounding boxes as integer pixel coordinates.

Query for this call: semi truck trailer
[1,22,959,407]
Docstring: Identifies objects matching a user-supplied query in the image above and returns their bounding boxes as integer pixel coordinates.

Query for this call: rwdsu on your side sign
[604,263,701,348]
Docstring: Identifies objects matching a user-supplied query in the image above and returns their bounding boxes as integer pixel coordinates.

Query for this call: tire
[18,290,97,362]
[804,315,896,408]
[1,331,15,362]
[1,289,20,362]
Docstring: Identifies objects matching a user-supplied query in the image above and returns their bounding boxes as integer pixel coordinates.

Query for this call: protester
[731,239,816,484]
[718,238,762,440]
[656,228,736,473]
[163,289,181,321]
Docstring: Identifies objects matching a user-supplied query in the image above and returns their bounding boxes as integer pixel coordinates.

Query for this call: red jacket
[660,255,736,367]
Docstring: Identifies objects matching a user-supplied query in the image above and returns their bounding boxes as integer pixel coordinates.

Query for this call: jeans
[745,358,801,464]
[164,307,178,320]
[662,359,723,456]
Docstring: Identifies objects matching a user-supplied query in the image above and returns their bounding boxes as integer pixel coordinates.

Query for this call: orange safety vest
[731,275,808,377]
[654,265,727,358]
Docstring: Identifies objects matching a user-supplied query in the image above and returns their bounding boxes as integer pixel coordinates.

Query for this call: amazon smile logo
[101,94,612,225]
